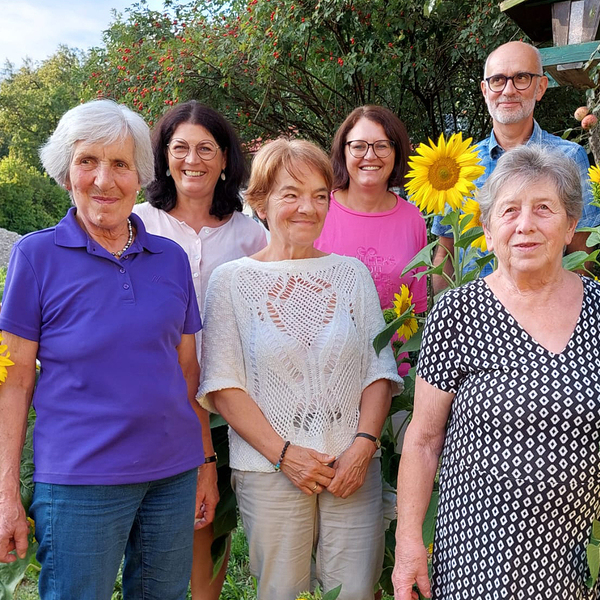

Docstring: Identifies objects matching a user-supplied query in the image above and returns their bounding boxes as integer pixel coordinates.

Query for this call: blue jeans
[30,469,197,600]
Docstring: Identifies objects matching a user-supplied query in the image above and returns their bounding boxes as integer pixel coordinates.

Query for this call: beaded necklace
[111,219,134,258]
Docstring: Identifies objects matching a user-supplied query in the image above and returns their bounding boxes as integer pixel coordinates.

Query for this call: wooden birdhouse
[499,0,600,88]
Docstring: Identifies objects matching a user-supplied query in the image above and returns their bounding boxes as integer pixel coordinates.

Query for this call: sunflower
[0,335,14,383]
[392,285,418,340]
[459,197,487,251]
[405,133,485,215]
[589,165,600,184]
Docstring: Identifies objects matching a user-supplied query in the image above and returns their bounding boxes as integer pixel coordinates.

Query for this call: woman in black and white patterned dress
[392,144,600,600]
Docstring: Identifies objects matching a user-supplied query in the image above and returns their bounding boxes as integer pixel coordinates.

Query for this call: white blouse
[198,254,402,472]
[133,202,267,316]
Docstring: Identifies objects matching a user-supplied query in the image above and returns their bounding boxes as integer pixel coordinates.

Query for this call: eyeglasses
[345,139,395,159]
[167,139,221,161]
[484,72,543,93]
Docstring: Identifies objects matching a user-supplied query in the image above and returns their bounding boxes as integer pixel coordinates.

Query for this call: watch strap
[355,432,381,449]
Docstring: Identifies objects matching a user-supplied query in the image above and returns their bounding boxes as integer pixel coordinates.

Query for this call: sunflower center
[429,157,460,190]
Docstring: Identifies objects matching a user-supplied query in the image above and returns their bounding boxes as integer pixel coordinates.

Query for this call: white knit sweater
[198,254,403,473]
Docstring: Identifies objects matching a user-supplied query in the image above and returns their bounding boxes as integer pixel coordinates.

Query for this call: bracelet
[274,441,291,471]
[204,454,218,464]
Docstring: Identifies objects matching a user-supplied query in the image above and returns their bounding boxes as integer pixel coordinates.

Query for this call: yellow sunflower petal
[405,133,484,215]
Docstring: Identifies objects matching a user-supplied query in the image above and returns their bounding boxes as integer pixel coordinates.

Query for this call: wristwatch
[355,432,381,449]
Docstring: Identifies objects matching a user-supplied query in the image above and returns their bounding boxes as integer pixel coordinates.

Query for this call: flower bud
[574,106,590,121]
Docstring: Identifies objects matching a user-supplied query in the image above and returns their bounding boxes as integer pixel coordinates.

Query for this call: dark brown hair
[330,105,411,190]
[145,101,247,218]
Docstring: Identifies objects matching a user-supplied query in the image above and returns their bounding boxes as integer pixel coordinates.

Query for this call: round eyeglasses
[345,139,395,159]
[167,139,221,161]
[484,72,542,93]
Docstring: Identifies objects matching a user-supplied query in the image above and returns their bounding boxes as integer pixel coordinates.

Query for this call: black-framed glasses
[484,72,542,93]
[346,139,395,158]
[167,139,221,161]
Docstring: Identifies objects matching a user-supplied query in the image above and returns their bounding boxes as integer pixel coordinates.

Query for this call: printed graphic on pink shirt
[356,246,397,306]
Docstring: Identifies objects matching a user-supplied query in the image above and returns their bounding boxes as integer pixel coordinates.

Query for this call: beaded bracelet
[274,440,291,471]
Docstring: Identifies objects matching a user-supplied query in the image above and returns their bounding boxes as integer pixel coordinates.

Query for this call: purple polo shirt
[0,208,203,484]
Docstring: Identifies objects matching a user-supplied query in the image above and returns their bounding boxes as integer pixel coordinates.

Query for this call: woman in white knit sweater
[198,139,402,600]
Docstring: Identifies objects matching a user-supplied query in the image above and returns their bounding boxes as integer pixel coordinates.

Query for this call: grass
[15,524,394,599]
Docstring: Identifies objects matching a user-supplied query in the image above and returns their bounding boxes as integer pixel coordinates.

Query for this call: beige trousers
[232,459,384,600]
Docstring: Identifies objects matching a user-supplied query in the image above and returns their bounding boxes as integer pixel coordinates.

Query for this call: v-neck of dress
[480,277,586,357]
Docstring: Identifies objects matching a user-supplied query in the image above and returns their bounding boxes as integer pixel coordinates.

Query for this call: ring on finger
[312,483,318,492]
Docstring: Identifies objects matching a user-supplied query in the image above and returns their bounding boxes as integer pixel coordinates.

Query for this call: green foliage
[0,47,85,170]
[82,0,521,147]
[0,267,6,300]
[0,156,70,234]
[587,519,600,589]
[0,409,38,599]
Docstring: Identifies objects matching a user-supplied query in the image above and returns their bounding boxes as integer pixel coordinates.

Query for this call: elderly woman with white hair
[0,99,216,600]
[393,145,600,599]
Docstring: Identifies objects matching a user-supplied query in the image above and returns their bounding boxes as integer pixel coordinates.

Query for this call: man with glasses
[431,41,599,291]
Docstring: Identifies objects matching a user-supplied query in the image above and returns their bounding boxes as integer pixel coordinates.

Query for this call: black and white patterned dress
[417,277,600,599]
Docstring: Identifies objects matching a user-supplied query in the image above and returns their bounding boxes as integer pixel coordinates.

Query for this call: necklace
[111,219,134,258]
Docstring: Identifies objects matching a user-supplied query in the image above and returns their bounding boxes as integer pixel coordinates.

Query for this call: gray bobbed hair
[478,144,583,227]
[39,99,154,188]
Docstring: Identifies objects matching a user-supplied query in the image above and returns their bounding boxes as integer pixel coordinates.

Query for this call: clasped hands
[280,441,373,498]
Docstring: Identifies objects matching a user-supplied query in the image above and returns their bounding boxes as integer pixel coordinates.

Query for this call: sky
[0,0,165,68]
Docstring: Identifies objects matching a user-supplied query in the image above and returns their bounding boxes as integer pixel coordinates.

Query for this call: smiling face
[257,162,329,251]
[167,122,227,203]
[483,177,576,278]
[67,136,140,237]
[344,117,395,189]
[482,42,547,126]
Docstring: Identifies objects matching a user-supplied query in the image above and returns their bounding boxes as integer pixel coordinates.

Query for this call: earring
[220,170,226,181]
[166,169,171,177]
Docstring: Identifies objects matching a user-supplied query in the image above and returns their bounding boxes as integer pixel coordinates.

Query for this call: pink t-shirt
[315,191,427,313]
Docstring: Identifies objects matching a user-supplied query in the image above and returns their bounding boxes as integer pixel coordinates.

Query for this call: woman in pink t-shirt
[315,106,427,316]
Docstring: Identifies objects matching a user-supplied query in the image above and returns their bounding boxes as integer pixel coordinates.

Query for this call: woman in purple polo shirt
[0,99,215,600]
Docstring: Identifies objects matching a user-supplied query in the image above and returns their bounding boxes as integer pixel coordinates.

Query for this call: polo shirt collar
[487,120,542,160]
[55,206,163,255]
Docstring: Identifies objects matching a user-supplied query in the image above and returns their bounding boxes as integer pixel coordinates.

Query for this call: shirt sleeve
[358,263,404,393]
[410,216,429,314]
[431,214,452,237]
[0,244,42,342]
[573,145,600,228]
[197,264,248,409]
[182,261,202,335]
[416,290,464,393]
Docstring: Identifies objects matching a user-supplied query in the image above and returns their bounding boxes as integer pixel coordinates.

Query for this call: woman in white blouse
[199,138,402,600]
[133,101,266,600]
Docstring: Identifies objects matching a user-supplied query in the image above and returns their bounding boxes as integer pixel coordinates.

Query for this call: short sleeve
[573,145,600,228]
[0,244,42,342]
[410,217,429,314]
[197,264,248,410]
[431,214,452,238]
[416,289,465,393]
[182,259,202,335]
[358,264,404,393]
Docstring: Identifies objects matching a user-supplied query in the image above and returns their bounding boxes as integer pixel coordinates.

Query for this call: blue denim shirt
[431,121,600,276]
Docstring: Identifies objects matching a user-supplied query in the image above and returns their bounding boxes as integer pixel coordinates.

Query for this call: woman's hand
[392,536,431,600]
[194,463,219,530]
[280,445,336,495]
[327,437,373,498]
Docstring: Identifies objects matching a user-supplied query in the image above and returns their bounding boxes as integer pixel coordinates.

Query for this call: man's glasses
[345,140,395,158]
[167,139,221,161]
[484,72,543,93]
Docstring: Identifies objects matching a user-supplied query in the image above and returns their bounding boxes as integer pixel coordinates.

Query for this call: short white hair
[40,99,154,188]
